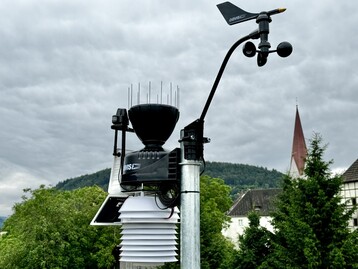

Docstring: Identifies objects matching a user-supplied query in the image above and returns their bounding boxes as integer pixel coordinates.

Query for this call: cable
[157,183,180,208]
[200,157,206,175]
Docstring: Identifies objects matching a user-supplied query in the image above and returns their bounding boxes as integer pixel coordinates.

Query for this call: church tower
[289,106,307,177]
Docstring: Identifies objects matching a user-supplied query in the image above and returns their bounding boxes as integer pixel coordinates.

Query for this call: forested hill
[56,168,111,191]
[202,162,283,195]
[56,162,283,197]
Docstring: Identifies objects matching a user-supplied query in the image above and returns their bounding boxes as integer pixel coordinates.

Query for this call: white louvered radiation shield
[118,195,180,267]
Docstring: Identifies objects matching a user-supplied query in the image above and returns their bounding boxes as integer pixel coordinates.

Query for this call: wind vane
[217,1,286,25]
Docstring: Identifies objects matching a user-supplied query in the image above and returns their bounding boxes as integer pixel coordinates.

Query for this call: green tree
[0,186,120,269]
[0,175,237,268]
[200,175,236,269]
[235,211,272,269]
[264,133,358,268]
[161,175,236,269]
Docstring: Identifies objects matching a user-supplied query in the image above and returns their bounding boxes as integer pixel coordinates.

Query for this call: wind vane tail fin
[217,1,259,25]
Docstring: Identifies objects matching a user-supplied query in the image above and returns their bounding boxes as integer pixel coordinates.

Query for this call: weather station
[91,2,292,269]
[91,83,182,268]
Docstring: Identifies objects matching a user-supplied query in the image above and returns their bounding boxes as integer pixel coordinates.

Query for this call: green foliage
[235,212,273,269]
[0,186,120,269]
[161,175,236,269]
[264,133,358,268]
[2,174,236,268]
[0,216,6,229]
[200,175,236,269]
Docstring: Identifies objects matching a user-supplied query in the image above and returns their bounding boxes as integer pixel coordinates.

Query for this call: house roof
[227,188,281,217]
[290,106,307,176]
[343,159,358,183]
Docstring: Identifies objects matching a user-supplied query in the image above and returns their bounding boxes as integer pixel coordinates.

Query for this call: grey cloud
[0,0,357,215]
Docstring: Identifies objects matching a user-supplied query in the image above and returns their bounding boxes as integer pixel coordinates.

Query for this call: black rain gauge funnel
[128,104,179,150]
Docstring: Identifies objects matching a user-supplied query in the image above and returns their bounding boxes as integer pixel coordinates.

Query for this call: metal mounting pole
[180,130,201,269]
[179,32,257,269]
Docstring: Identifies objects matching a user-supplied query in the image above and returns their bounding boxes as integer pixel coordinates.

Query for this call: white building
[222,188,280,247]
[342,158,358,230]
[223,106,307,245]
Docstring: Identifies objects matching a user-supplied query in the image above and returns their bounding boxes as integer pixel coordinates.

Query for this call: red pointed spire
[290,106,307,176]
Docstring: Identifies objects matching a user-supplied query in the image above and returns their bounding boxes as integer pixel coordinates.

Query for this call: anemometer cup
[243,41,257,58]
[276,41,293,58]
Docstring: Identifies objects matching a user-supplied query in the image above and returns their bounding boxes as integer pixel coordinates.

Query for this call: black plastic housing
[121,148,181,187]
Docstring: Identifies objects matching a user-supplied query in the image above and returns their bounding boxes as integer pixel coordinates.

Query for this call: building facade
[222,189,280,247]
[342,158,358,230]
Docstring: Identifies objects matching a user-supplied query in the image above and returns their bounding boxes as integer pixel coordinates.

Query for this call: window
[238,219,243,226]
[354,218,358,227]
[352,198,357,206]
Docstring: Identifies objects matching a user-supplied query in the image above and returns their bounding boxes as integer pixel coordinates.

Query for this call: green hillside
[202,161,283,197]
[56,168,111,191]
[56,162,283,198]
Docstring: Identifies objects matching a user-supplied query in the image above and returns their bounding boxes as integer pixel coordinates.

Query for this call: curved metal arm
[199,30,258,122]
[182,30,259,161]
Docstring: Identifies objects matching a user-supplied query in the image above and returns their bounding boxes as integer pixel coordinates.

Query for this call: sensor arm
[200,6,287,121]
[182,31,257,161]
[187,4,289,160]
[199,30,258,122]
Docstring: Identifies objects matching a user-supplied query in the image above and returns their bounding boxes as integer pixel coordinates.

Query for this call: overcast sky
[1,0,357,216]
